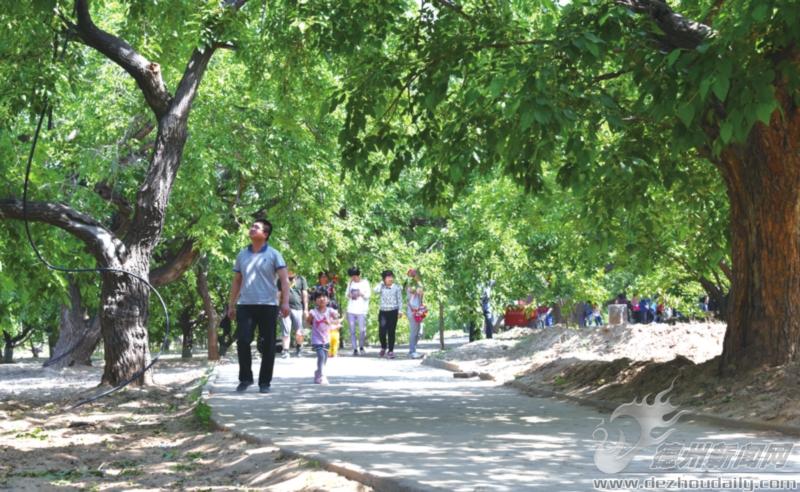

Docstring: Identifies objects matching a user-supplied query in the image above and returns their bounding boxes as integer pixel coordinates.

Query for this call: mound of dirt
[433,321,725,383]
[434,321,800,428]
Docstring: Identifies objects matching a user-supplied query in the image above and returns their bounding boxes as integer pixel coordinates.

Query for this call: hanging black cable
[22,31,172,409]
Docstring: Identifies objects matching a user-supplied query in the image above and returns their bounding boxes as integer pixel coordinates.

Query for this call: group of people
[577,293,683,327]
[227,219,428,393]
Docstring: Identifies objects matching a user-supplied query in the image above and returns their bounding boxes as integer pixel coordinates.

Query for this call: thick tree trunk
[179,308,194,359]
[698,277,729,322]
[2,326,34,364]
[719,109,800,374]
[196,260,220,360]
[48,314,100,368]
[218,314,235,357]
[2,340,12,364]
[47,279,101,369]
[30,340,41,358]
[100,251,153,386]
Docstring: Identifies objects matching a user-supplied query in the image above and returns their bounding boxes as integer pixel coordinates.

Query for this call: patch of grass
[193,401,213,430]
[554,375,567,386]
[185,451,203,461]
[171,462,197,472]
[303,459,322,470]
[15,427,47,440]
[14,468,82,481]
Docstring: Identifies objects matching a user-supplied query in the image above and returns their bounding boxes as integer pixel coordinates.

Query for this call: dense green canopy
[2,0,797,373]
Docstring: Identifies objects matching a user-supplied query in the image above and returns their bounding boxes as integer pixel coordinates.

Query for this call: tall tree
[325,0,799,374]
[0,0,246,385]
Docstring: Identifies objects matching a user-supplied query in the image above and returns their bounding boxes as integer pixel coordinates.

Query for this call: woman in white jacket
[345,266,371,355]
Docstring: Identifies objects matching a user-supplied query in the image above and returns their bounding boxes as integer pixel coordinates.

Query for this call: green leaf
[712,77,730,101]
[719,121,733,143]
[585,41,600,58]
[666,49,681,68]
[676,103,695,127]
[755,100,776,125]
[699,76,714,101]
[489,77,505,97]
[520,110,536,131]
[752,4,769,21]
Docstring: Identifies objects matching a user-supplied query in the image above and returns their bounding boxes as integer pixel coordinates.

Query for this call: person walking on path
[375,270,403,359]
[277,264,309,358]
[405,268,425,359]
[307,288,339,384]
[480,280,495,339]
[228,219,290,394]
[314,271,343,352]
[345,267,371,355]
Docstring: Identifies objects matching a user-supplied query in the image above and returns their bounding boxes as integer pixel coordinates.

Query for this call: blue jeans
[312,343,330,375]
[483,310,494,339]
[408,308,422,354]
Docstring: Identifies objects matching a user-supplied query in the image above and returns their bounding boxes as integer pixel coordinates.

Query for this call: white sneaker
[409,352,422,359]
[281,351,290,359]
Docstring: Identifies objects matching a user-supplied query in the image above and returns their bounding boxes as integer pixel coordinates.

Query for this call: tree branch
[476,39,555,50]
[617,0,713,50]
[94,181,133,235]
[431,0,472,21]
[148,239,199,287]
[0,198,122,265]
[172,0,249,119]
[719,259,733,283]
[171,48,217,120]
[73,0,172,117]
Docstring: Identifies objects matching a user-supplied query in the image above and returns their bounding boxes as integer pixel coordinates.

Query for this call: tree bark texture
[196,260,220,360]
[179,307,194,359]
[2,325,34,364]
[2,340,13,364]
[100,249,153,385]
[47,279,101,369]
[718,96,800,373]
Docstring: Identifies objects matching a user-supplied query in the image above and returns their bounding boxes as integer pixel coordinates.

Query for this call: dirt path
[0,357,370,491]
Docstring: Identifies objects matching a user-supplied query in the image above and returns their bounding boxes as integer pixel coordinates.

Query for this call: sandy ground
[432,322,800,428]
[0,356,370,491]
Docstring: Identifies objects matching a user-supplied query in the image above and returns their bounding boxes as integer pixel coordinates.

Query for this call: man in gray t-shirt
[228,219,290,393]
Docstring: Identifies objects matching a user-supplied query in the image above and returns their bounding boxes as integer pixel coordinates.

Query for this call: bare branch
[591,69,629,84]
[73,0,172,117]
[171,48,217,120]
[719,259,733,283]
[477,39,555,50]
[149,239,199,287]
[119,141,155,167]
[94,181,133,235]
[617,0,713,50]
[0,198,122,265]
[432,0,472,21]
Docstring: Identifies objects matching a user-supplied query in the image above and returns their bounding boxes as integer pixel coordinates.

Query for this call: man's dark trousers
[236,304,279,386]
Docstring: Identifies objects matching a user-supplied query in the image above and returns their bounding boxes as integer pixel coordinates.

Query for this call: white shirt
[345,279,371,315]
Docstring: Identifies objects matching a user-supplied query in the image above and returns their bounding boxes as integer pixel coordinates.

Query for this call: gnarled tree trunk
[0,0,230,386]
[179,307,194,359]
[2,324,35,364]
[196,258,220,360]
[47,278,101,369]
[100,249,153,386]
[718,101,800,374]
[2,336,13,364]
